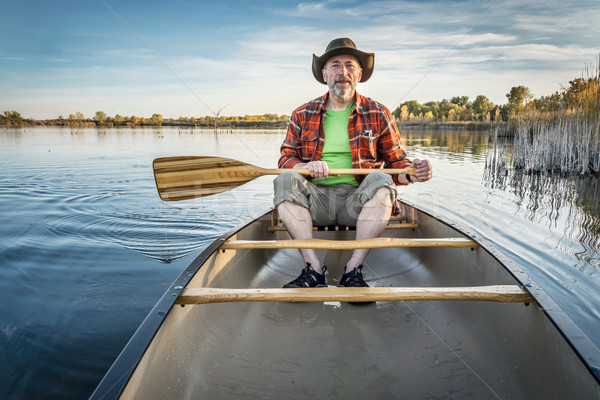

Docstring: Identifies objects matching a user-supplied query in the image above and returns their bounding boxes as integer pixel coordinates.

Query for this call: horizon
[1,0,599,120]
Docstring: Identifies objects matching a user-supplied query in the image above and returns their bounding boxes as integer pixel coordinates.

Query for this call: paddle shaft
[262,167,416,176]
[153,156,416,201]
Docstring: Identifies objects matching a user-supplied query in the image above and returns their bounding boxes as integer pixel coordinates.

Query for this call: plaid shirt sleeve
[350,93,412,185]
[278,96,325,169]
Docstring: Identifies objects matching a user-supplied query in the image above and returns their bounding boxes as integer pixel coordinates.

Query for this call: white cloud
[295,2,326,14]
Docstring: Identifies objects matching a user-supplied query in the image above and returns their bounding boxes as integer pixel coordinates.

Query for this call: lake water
[0,126,598,399]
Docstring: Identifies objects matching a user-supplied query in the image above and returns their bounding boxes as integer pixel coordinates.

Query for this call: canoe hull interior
[110,206,599,399]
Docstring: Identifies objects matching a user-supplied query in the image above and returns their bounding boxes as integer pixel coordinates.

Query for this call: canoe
[91,202,600,399]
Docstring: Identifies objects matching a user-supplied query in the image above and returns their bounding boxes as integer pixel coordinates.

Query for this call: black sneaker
[283,263,327,288]
[338,265,369,287]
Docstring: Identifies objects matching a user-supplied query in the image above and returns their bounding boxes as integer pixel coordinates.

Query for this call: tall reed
[509,63,600,175]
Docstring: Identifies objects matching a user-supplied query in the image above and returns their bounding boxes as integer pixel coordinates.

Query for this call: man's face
[322,54,363,100]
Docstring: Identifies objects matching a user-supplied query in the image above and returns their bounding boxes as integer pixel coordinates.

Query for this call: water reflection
[484,136,600,274]
[401,129,491,158]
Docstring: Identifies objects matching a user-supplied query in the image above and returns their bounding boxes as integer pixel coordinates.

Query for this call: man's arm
[278,112,304,169]
[378,107,412,185]
[279,115,329,178]
[378,107,432,184]
[278,106,328,178]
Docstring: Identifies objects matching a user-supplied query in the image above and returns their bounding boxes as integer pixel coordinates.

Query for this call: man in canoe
[274,38,432,288]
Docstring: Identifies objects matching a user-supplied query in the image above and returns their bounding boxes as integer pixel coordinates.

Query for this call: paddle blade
[153,156,265,201]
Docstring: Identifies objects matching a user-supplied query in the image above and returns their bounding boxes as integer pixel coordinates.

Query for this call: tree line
[86,112,290,128]
[0,111,290,129]
[393,78,598,125]
[2,76,597,128]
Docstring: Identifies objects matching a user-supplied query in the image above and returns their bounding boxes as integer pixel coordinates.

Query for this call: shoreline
[1,120,499,131]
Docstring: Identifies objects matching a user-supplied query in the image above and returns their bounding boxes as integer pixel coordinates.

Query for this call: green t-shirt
[312,102,358,186]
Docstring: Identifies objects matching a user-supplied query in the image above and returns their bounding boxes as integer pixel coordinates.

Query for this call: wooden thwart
[221,237,478,250]
[175,285,533,304]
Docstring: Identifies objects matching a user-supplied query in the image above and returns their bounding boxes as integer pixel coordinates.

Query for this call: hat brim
[312,48,374,84]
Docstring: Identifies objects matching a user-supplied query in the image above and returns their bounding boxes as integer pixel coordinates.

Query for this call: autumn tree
[447,109,456,121]
[563,78,587,108]
[0,111,23,125]
[504,86,533,119]
[450,96,469,107]
[561,77,599,109]
[2,110,22,121]
[459,106,474,121]
[440,100,460,120]
[402,100,423,118]
[399,105,409,122]
[95,111,107,123]
[538,92,562,112]
[424,101,441,119]
[472,95,494,120]
[151,113,163,126]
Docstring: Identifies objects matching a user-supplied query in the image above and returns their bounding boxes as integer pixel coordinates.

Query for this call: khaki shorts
[273,171,397,226]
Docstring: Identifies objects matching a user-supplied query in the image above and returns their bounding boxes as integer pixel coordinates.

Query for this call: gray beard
[327,79,355,101]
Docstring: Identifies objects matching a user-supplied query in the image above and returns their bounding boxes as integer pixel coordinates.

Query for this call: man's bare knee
[366,187,393,208]
[278,201,311,223]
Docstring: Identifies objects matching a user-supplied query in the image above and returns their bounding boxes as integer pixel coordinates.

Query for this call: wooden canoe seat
[175,286,533,305]
[220,237,478,250]
[268,219,419,232]
[268,210,419,232]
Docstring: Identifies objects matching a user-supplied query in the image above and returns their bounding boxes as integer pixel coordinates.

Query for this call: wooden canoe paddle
[153,156,417,201]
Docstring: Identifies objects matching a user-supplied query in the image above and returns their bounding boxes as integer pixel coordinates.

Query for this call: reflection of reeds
[485,126,510,180]
[508,64,600,175]
[483,145,600,274]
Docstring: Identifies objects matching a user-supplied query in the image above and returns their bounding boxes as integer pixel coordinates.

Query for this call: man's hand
[300,160,329,178]
[411,159,432,182]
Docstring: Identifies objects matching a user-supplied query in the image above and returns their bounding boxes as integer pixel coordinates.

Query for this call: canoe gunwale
[399,199,600,385]
[90,203,600,399]
[89,213,261,399]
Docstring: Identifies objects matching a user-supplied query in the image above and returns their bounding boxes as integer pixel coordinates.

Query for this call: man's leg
[273,171,331,282]
[276,200,323,273]
[344,186,393,272]
[336,171,397,282]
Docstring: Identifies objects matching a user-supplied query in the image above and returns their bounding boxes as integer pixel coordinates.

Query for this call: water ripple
[47,210,217,263]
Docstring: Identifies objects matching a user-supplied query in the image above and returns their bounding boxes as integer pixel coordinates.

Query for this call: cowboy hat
[312,38,375,84]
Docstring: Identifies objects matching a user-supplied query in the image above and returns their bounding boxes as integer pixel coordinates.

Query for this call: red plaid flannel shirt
[279,91,411,185]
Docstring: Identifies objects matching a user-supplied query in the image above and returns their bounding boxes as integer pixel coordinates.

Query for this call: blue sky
[1,0,599,119]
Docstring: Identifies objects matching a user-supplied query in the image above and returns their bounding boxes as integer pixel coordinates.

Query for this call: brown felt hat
[312,38,375,84]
